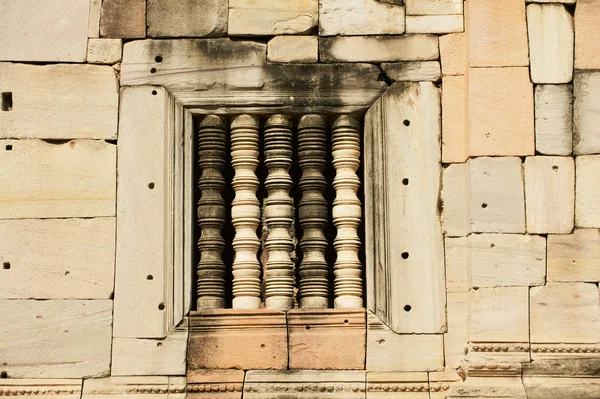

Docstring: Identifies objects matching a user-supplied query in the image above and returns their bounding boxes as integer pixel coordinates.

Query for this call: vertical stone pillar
[297,115,329,309]
[230,115,262,309]
[332,115,363,309]
[263,114,295,310]
[196,115,227,309]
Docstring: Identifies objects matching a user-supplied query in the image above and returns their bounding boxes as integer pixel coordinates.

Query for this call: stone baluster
[196,115,227,309]
[230,115,262,309]
[332,115,363,309]
[263,114,295,310]
[297,115,329,309]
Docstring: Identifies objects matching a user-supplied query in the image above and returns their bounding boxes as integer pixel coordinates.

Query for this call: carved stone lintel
[82,377,186,398]
[187,370,245,399]
[367,372,430,398]
[196,115,227,309]
[0,379,82,398]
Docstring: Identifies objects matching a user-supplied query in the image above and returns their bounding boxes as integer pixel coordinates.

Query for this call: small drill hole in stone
[148,182,155,189]
[260,344,266,349]
[155,56,163,63]
[402,178,409,185]
[401,252,409,259]
[64,271,70,276]
[553,165,559,171]
[481,203,488,208]
[0,371,7,378]
[344,319,349,324]
[3,262,10,270]
[490,243,495,248]
[147,275,154,280]
[404,305,412,312]
[152,90,157,95]
[403,119,410,127]
[5,145,12,151]
[150,68,157,74]
[305,325,311,330]
[156,342,163,347]
[158,302,165,310]
[1,92,12,112]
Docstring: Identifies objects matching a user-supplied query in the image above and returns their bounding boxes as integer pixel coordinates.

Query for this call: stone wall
[0,0,599,398]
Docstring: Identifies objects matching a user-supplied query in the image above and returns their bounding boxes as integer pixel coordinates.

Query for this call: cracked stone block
[380,61,441,82]
[147,0,227,37]
[228,0,318,36]
[535,85,573,156]
[319,0,405,36]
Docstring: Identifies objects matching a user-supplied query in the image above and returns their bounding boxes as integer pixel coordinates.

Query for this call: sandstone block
[441,76,467,163]
[469,67,534,156]
[527,0,576,3]
[319,0,405,36]
[83,377,186,399]
[187,370,245,399]
[0,380,82,398]
[525,156,575,233]
[0,300,112,378]
[444,237,470,291]
[535,85,573,156]
[470,157,526,233]
[267,36,318,63]
[380,61,441,82]
[574,71,600,154]
[548,229,600,282]
[229,0,318,35]
[429,371,464,399]
[468,0,529,67]
[439,33,466,76]
[575,0,600,69]
[0,62,118,139]
[0,218,115,299]
[406,15,464,34]
[442,163,470,236]
[367,372,429,398]
[530,283,600,346]
[89,0,102,37]
[100,0,146,39]
[524,377,600,399]
[576,155,600,227]
[320,35,439,63]
[87,38,123,64]
[406,0,463,15]
[527,4,574,84]
[0,139,116,219]
[0,0,89,62]
[147,0,227,38]
[445,292,471,368]
[288,309,365,370]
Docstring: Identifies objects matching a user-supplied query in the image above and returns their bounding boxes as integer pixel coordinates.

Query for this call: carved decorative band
[531,343,600,353]
[0,388,77,395]
[244,384,365,393]
[187,384,243,393]
[470,343,529,353]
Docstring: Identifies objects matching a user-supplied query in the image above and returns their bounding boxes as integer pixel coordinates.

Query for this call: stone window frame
[112,38,446,370]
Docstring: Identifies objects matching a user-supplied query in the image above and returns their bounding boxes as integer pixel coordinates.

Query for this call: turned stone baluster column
[332,115,363,309]
[298,115,329,309]
[196,115,227,309]
[230,115,262,309]
[264,114,295,310]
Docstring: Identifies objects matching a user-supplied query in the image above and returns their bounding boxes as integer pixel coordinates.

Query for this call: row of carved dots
[196,114,362,311]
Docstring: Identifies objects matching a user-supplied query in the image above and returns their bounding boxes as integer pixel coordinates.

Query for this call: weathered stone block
[147,0,227,38]
[100,0,146,39]
[406,0,463,15]
[468,0,529,67]
[441,76,467,163]
[469,67,534,156]
[439,33,466,76]
[0,139,116,219]
[83,377,186,399]
[548,229,600,282]
[442,163,470,236]
[406,15,464,34]
[0,218,115,299]
[229,0,318,35]
[0,63,118,139]
[89,0,102,37]
[267,36,318,63]
[187,370,245,399]
[470,157,526,233]
[87,38,123,64]
[535,85,573,156]
[0,380,82,398]
[380,61,441,82]
[445,292,471,368]
[445,237,470,291]
[320,35,439,63]
[367,372,429,398]
[524,377,600,399]
[0,300,112,378]
[0,0,89,62]
[319,0,405,36]
[527,4,574,84]
[576,155,600,228]
[288,309,365,370]
[575,0,600,70]
[574,71,600,155]
[525,156,575,234]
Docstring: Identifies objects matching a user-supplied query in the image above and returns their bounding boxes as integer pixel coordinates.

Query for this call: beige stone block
[267,36,318,63]
[548,229,600,282]
[0,139,116,219]
[0,218,115,299]
[442,76,467,163]
[0,379,82,398]
[574,71,600,154]
[380,61,441,82]
[83,377,186,399]
[0,63,118,139]
[469,67,534,156]
[406,15,464,34]
[100,0,146,39]
[229,0,317,35]
[442,377,528,399]
[442,163,470,236]
[471,287,530,343]
[320,35,439,63]
[527,0,576,3]
[524,377,600,399]
[575,0,600,70]
[470,157,526,233]
[319,0,405,36]
[406,0,463,15]
[288,309,365,370]
[576,155,600,228]
[429,371,463,399]
[0,300,112,378]
[147,0,227,37]
[525,156,575,233]
[87,38,122,64]
[445,292,471,368]
[531,283,600,344]
[89,0,102,37]
[468,0,529,67]
[444,237,470,292]
[187,370,244,399]
[367,372,429,398]
[367,312,444,372]
[527,4,574,84]
[535,85,573,156]
[439,33,466,76]
[0,0,89,62]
